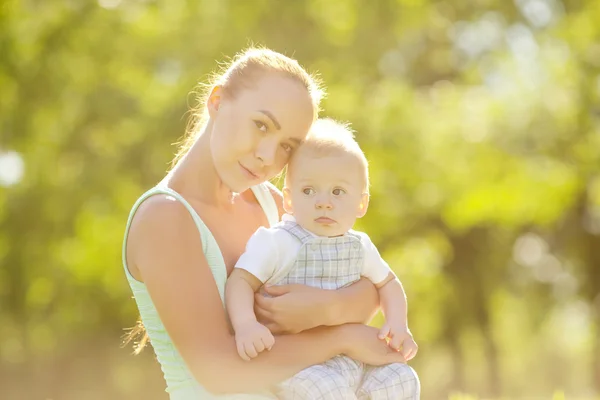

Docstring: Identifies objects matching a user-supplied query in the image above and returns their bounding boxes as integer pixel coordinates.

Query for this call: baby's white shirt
[235,214,393,285]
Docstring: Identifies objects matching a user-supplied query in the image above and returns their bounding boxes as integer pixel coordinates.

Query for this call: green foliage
[1,0,599,398]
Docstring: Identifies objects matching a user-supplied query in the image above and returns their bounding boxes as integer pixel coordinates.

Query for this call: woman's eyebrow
[258,110,281,130]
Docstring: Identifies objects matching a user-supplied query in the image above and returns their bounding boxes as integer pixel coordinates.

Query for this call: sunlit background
[1,0,599,399]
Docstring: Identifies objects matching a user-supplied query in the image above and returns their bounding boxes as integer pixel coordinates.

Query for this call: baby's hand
[234,320,275,361]
[378,323,418,361]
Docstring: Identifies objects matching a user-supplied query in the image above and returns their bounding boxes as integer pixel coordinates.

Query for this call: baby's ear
[357,193,370,218]
[282,187,294,214]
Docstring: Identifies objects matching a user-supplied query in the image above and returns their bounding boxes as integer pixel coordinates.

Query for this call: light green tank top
[122,181,280,400]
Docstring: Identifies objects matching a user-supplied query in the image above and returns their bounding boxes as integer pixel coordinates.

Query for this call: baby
[226,118,418,399]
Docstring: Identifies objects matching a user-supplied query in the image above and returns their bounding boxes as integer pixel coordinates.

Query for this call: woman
[122,47,419,399]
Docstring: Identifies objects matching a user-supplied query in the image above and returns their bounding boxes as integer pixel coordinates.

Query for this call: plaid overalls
[273,221,420,400]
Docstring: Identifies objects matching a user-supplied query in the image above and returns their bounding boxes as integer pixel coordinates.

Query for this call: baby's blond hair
[286,118,370,193]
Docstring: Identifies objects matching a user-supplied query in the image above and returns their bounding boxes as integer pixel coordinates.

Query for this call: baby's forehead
[287,152,366,183]
[292,149,362,168]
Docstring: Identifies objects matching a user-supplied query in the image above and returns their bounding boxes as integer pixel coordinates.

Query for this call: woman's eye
[332,188,346,196]
[254,120,268,132]
[281,143,292,153]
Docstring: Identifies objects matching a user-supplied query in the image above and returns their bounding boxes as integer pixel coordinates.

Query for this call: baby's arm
[377,278,418,360]
[360,234,418,360]
[226,269,274,360]
[226,270,262,327]
[376,274,407,329]
[225,228,279,361]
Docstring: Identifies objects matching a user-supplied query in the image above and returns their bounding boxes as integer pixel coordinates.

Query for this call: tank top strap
[250,183,280,227]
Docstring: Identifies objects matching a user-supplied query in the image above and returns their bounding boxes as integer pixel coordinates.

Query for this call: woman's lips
[239,163,260,180]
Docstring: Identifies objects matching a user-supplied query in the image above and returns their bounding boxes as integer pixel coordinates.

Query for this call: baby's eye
[302,188,315,195]
[254,120,268,132]
[332,188,346,196]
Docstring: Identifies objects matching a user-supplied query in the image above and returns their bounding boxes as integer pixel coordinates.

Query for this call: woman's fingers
[254,294,276,324]
[262,284,293,296]
[254,292,275,311]
[261,322,284,335]
[254,304,273,322]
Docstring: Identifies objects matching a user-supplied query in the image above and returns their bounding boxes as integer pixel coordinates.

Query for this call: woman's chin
[228,176,264,193]
[218,169,266,195]
[222,180,250,196]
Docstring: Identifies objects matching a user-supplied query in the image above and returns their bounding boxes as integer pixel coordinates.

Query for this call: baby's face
[284,152,368,237]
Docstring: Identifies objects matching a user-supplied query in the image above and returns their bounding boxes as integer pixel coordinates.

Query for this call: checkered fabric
[358,363,420,400]
[273,221,420,400]
[272,221,364,290]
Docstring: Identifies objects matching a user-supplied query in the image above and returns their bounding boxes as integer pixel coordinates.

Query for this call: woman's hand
[340,324,407,366]
[254,284,334,334]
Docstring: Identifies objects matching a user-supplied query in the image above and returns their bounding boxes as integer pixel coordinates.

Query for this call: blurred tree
[1,0,598,398]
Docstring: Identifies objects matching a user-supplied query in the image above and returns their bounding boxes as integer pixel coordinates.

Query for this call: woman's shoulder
[132,194,197,232]
[128,192,210,263]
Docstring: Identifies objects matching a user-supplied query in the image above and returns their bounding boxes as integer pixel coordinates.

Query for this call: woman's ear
[357,193,370,218]
[282,187,294,214]
[207,86,222,118]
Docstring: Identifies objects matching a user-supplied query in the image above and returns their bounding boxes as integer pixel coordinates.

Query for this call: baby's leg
[358,363,420,400]
[323,355,364,390]
[276,360,359,400]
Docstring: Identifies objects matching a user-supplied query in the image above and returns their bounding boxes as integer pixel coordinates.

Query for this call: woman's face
[209,74,315,193]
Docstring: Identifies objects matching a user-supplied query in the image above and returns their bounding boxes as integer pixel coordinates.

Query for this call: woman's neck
[166,127,238,207]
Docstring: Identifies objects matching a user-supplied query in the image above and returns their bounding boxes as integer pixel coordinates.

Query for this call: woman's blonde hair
[171,46,324,168]
[124,47,324,354]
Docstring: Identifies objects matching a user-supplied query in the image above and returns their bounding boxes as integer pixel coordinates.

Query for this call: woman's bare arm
[128,196,343,394]
[328,277,380,325]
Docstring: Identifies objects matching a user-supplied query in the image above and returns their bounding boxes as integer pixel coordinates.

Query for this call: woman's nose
[255,138,278,166]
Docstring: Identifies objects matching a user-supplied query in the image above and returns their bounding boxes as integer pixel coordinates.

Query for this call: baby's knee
[359,363,420,400]
[395,364,420,398]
